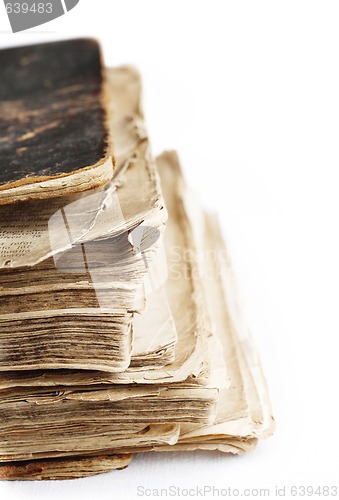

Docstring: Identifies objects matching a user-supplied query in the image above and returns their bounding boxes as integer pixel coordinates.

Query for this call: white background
[1,1,339,499]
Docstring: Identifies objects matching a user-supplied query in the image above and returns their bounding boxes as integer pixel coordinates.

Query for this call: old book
[0,147,226,463]
[0,44,274,479]
[0,39,114,205]
[0,66,167,373]
[0,151,274,476]
[0,422,179,463]
[0,384,217,458]
[0,137,212,385]
[0,454,133,481]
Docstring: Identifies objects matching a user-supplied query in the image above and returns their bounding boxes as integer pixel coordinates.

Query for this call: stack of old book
[0,39,274,480]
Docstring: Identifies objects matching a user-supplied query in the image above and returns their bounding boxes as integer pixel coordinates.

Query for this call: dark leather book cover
[0,38,113,205]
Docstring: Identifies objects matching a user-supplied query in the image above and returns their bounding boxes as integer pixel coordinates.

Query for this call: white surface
[1,1,339,498]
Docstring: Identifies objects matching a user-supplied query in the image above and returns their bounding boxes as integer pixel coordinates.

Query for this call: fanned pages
[149,151,275,453]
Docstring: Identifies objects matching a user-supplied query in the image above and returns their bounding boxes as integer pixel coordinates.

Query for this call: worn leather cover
[0,453,132,480]
[0,39,113,205]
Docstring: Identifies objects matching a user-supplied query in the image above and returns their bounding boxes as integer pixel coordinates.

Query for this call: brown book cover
[0,39,113,205]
